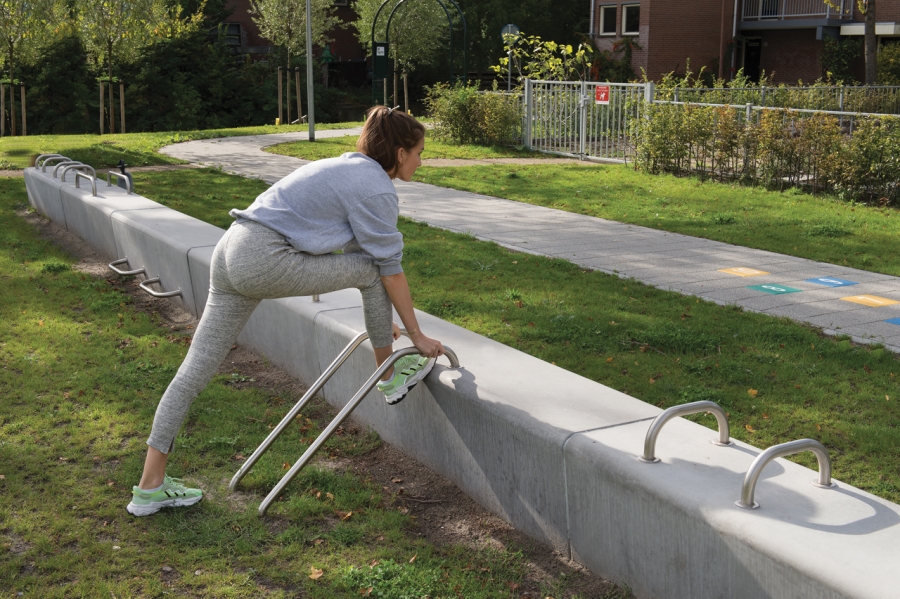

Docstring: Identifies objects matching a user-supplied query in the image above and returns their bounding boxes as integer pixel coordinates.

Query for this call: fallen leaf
[342,511,353,521]
[359,588,372,597]
[815,423,822,431]
[606,357,614,363]
[368,559,380,567]
[795,385,802,389]
[313,539,324,546]
[762,413,769,420]
[409,554,417,564]
[309,567,323,580]
[326,492,335,501]
[0,475,5,479]
[649,378,656,384]
[745,424,755,432]
[234,454,246,461]
[887,395,890,401]
[747,389,758,398]
[282,462,291,469]
[38,320,43,326]
[398,506,409,514]
[391,477,403,483]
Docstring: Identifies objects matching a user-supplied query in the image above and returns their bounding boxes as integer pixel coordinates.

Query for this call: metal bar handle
[108,257,145,276]
[60,164,96,182]
[138,277,182,298]
[73,171,97,197]
[639,400,731,463]
[106,171,133,194]
[229,331,371,492]
[53,161,84,178]
[258,344,460,515]
[36,154,69,169]
[736,438,834,510]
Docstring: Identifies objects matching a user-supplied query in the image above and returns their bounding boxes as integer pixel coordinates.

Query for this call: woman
[127,106,445,516]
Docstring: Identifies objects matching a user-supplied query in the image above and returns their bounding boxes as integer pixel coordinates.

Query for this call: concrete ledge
[24,168,70,227]
[23,166,900,599]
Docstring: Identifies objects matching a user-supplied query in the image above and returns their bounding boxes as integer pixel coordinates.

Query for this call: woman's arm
[381,272,445,359]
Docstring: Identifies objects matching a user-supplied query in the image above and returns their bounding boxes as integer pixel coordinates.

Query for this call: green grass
[120,168,900,507]
[0,176,614,597]
[265,130,549,161]
[0,122,363,170]
[412,164,900,277]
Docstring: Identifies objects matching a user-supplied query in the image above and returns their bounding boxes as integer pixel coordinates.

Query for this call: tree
[352,0,448,74]
[492,34,594,84]
[826,0,875,84]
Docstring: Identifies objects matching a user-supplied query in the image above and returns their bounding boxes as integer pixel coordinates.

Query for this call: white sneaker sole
[126,495,202,517]
[383,358,435,405]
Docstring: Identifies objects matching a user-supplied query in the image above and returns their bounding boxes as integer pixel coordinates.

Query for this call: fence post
[20,85,25,136]
[674,87,679,103]
[1,83,5,137]
[745,102,753,122]
[579,81,587,158]
[277,67,282,125]
[119,82,125,134]
[760,85,766,106]
[839,86,845,112]
[524,78,533,149]
[644,81,655,103]
[99,81,105,135]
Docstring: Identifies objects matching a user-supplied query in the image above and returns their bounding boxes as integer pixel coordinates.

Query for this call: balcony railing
[742,0,852,20]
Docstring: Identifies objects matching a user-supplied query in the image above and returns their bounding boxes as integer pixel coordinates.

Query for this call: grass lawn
[0,176,618,598]
[0,122,363,170]
[264,130,547,162]
[124,168,900,507]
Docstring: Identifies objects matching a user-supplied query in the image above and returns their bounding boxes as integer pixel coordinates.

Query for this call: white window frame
[599,5,618,36]
[333,0,349,6]
[622,3,640,36]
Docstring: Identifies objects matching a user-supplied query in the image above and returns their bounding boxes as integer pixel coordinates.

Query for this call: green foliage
[351,0,449,73]
[491,33,594,84]
[822,36,861,84]
[425,82,522,145]
[20,35,94,134]
[878,42,900,85]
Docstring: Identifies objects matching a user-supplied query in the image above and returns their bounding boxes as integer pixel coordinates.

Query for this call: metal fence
[742,0,852,20]
[522,80,647,163]
[655,85,900,115]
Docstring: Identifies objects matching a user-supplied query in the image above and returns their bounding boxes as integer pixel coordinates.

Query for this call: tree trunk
[8,41,16,136]
[107,41,115,134]
[865,0,877,85]
[286,54,291,125]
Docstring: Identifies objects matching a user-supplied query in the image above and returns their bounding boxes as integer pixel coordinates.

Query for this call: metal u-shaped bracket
[639,400,731,463]
[257,343,460,516]
[736,438,834,510]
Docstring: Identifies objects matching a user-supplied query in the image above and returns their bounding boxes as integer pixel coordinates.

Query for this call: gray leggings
[147,220,394,453]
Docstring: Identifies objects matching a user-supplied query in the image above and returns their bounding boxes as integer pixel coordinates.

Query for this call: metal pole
[524,78,532,148]
[508,46,512,92]
[277,67,282,125]
[306,0,315,141]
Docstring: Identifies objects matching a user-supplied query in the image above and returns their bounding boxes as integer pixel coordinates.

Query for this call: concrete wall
[24,165,900,599]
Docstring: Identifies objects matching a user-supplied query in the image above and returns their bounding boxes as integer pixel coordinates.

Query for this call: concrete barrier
[23,165,900,599]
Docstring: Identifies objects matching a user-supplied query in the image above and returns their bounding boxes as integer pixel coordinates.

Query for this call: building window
[221,23,241,46]
[599,5,617,35]
[333,0,348,5]
[622,4,640,35]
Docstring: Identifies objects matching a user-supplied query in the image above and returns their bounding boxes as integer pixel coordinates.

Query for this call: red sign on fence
[595,85,611,105]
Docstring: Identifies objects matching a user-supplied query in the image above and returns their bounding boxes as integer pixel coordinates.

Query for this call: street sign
[373,42,389,79]
[595,85,610,105]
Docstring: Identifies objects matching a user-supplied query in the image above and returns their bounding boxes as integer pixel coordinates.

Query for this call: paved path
[162,129,900,352]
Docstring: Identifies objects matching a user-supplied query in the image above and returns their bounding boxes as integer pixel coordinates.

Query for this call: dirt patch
[25,208,625,599]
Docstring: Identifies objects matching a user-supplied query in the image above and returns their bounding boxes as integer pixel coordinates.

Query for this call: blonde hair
[356,106,425,175]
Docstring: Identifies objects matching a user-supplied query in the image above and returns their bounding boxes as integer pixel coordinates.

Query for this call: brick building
[219,0,369,86]
[590,0,900,84]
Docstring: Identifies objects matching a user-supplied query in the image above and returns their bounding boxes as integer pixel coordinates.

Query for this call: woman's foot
[126,474,203,516]
[377,354,434,405]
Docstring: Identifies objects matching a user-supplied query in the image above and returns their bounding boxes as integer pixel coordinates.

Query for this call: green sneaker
[377,354,434,405]
[126,475,203,516]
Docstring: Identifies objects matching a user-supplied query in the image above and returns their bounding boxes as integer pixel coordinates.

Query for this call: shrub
[425,82,522,145]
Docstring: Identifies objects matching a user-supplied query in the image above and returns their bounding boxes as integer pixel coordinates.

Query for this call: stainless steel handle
[138,277,182,298]
[736,438,835,510]
[257,343,460,515]
[53,161,83,178]
[36,154,69,169]
[639,400,731,463]
[106,171,133,194]
[311,294,321,303]
[73,171,97,196]
[60,164,96,182]
[108,258,145,276]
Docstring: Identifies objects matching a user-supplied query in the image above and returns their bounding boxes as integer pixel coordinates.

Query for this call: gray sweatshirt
[230,152,404,276]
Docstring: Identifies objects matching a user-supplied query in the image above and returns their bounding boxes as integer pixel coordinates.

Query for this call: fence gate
[524,80,647,163]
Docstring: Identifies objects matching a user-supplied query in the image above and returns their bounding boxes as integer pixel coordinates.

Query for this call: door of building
[744,38,762,81]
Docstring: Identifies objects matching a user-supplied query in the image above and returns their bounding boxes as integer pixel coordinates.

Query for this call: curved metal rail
[639,400,731,463]
[138,277,182,298]
[36,154,70,170]
[257,343,460,516]
[60,164,96,183]
[106,171,133,194]
[736,438,835,510]
[52,160,84,178]
[108,257,145,276]
[73,171,97,196]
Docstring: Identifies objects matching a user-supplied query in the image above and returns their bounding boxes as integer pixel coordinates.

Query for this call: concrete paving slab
[566,417,900,599]
[834,321,900,342]
[803,309,896,330]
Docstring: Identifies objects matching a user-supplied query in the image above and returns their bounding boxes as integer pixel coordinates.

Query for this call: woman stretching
[127,107,445,516]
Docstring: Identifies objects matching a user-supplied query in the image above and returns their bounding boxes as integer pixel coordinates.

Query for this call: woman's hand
[391,321,402,341]
[410,331,444,360]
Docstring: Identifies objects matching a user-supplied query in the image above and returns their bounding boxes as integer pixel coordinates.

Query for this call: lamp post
[306,0,315,141]
[501,24,519,92]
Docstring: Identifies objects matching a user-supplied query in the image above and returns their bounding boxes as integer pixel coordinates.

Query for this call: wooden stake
[277,67,283,125]
[100,81,105,135]
[286,66,291,125]
[294,67,301,123]
[1,84,5,137]
[9,81,15,136]
[20,85,25,136]
[109,81,116,134]
[403,72,409,113]
[119,82,125,134]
